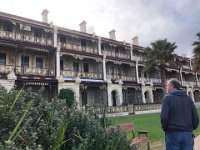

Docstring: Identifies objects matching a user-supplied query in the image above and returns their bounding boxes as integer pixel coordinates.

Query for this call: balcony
[0,30,14,39]
[106,73,136,81]
[105,51,130,59]
[0,30,53,45]
[106,74,120,80]
[61,70,103,80]
[182,65,190,70]
[139,77,161,83]
[132,55,143,61]
[121,75,136,81]
[0,65,54,76]
[182,80,197,87]
[60,42,98,54]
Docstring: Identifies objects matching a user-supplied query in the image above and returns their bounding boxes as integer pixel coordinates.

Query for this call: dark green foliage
[59,89,75,108]
[193,32,200,72]
[142,39,178,84]
[0,85,129,150]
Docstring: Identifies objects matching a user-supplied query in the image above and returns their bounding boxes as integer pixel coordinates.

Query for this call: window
[117,66,121,76]
[101,44,104,50]
[34,29,42,37]
[60,60,63,70]
[115,47,119,53]
[3,22,13,32]
[0,53,6,65]
[81,40,86,47]
[60,35,66,43]
[110,66,114,75]
[73,62,79,72]
[36,57,43,68]
[83,63,89,73]
[21,55,29,67]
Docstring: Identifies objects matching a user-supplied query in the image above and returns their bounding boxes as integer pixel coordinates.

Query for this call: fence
[82,103,161,115]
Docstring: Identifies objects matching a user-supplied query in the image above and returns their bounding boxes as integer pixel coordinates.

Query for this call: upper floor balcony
[182,65,191,70]
[104,50,131,59]
[182,80,197,87]
[138,77,161,84]
[132,55,143,61]
[61,69,103,80]
[106,73,136,81]
[0,30,53,46]
[0,64,54,76]
[59,42,98,54]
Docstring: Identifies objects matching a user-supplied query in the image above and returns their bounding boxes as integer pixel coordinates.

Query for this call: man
[161,78,199,150]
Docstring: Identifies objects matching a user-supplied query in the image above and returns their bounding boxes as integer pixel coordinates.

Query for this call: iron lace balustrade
[182,80,197,86]
[139,77,161,83]
[61,69,103,79]
[104,50,131,59]
[0,30,53,46]
[106,73,136,81]
[59,42,98,54]
[15,66,54,76]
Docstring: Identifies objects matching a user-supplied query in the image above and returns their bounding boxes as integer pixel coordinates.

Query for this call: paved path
[194,135,200,150]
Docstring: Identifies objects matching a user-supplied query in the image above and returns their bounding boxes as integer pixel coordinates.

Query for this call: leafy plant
[0,84,129,150]
[59,89,75,108]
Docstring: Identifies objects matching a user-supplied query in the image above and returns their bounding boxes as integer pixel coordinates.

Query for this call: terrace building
[0,10,200,107]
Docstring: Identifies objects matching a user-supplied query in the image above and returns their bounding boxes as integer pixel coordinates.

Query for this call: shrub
[0,85,129,150]
[59,89,75,108]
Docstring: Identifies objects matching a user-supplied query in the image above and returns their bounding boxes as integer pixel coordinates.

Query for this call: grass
[111,109,200,148]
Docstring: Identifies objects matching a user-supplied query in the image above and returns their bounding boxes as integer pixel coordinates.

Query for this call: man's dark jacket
[161,90,199,132]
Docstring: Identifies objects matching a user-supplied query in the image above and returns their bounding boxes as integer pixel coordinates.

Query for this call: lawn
[111,109,200,149]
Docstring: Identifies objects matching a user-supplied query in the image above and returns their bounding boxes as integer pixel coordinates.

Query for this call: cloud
[96,0,200,57]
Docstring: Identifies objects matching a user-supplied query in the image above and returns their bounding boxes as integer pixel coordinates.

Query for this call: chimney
[109,29,116,40]
[41,9,49,23]
[79,20,87,32]
[132,36,139,45]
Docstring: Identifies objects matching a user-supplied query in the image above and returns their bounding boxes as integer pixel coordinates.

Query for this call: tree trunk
[160,65,166,86]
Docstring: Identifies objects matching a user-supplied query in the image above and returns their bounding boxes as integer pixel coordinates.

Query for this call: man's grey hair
[168,78,181,90]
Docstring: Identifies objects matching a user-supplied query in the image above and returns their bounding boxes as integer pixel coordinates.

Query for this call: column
[107,84,112,106]
[117,87,123,106]
[141,86,146,103]
[196,73,199,86]
[136,61,139,83]
[180,67,183,85]
[56,46,60,78]
[130,44,133,60]
[103,54,107,81]
[54,26,58,47]
[189,58,193,70]
[98,36,101,55]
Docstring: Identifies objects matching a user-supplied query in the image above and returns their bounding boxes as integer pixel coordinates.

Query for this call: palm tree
[142,39,177,85]
[193,32,200,72]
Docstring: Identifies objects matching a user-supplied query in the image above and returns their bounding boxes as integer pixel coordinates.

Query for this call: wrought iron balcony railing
[182,65,191,70]
[0,64,54,76]
[139,77,161,83]
[104,51,131,59]
[132,55,143,61]
[61,70,103,79]
[182,80,197,86]
[59,42,98,54]
[0,30,53,45]
[106,73,136,81]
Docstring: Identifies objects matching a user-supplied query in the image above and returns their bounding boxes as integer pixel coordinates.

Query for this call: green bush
[59,89,75,108]
[0,85,129,150]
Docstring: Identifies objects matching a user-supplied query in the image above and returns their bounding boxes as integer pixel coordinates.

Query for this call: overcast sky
[0,0,200,57]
